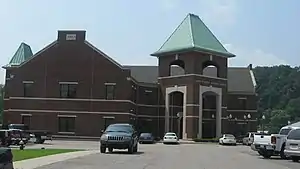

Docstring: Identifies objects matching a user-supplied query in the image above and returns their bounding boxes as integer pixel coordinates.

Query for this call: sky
[0,0,299,84]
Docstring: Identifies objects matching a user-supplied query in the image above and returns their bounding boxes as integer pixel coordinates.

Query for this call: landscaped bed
[12,149,81,162]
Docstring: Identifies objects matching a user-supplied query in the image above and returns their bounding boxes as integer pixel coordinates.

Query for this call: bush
[192,138,219,143]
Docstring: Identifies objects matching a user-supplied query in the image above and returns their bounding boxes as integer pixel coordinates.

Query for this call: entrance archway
[198,86,222,139]
[165,86,187,139]
[168,91,184,138]
[202,91,217,138]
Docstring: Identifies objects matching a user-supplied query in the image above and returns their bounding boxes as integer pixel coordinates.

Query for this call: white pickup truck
[253,126,299,158]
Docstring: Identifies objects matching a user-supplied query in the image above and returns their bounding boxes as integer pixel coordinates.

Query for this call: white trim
[58,115,77,118]
[21,114,32,116]
[84,41,123,69]
[249,70,257,88]
[145,90,153,93]
[22,81,34,84]
[209,55,213,61]
[104,83,116,85]
[238,97,247,100]
[158,74,227,81]
[59,82,78,85]
[103,116,115,119]
[5,109,136,116]
[58,132,75,134]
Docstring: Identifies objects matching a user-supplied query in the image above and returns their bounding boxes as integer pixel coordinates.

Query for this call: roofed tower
[152,13,235,79]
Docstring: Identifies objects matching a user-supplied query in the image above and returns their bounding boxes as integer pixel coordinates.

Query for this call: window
[279,128,292,135]
[239,98,247,110]
[23,81,33,97]
[287,129,300,140]
[21,115,31,129]
[60,83,77,98]
[105,84,115,100]
[58,117,75,133]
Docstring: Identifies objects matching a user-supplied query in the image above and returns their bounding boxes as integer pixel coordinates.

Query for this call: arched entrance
[198,85,222,139]
[168,91,184,138]
[165,86,187,139]
[202,91,217,138]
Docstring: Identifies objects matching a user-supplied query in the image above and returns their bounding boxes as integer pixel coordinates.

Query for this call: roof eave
[151,46,235,58]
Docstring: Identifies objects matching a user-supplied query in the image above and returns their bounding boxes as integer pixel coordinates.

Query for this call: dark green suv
[100,123,138,154]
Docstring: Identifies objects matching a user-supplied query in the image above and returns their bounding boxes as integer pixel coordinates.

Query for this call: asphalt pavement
[34,143,300,169]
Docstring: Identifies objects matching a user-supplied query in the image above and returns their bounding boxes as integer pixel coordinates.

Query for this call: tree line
[254,65,300,133]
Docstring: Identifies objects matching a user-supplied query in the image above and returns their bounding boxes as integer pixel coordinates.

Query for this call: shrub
[192,138,219,143]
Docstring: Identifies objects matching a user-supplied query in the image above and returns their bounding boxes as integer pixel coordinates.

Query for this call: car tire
[280,144,287,159]
[100,146,106,153]
[291,156,299,162]
[108,147,113,153]
[133,144,138,153]
[128,144,134,154]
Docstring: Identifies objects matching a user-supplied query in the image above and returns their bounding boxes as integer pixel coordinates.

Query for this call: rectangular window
[105,84,116,100]
[23,81,33,97]
[60,83,77,98]
[21,115,31,129]
[58,117,75,133]
[239,98,247,110]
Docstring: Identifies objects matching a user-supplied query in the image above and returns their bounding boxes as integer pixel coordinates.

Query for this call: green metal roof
[4,42,33,67]
[151,13,235,57]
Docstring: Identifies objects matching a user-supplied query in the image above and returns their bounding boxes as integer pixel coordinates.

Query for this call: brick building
[2,14,258,139]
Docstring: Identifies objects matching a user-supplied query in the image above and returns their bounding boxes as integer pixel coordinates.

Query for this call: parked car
[242,132,255,145]
[163,132,179,144]
[219,134,237,145]
[0,148,13,169]
[139,133,155,144]
[100,123,139,154]
[0,130,12,147]
[253,125,299,159]
[284,128,300,162]
[6,124,52,144]
[8,129,29,145]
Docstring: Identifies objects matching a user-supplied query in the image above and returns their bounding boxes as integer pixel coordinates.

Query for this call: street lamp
[211,114,215,138]
[262,115,265,133]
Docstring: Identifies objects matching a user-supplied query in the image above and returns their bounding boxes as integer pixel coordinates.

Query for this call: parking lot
[24,140,299,169]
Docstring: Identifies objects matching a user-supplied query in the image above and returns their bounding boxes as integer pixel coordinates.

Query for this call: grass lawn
[12,149,81,162]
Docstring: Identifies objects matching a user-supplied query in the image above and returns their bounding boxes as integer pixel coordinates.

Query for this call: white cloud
[224,44,289,67]
[198,0,237,26]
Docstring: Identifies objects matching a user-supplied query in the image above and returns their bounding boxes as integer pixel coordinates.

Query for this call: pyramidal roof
[151,13,235,57]
[4,42,33,68]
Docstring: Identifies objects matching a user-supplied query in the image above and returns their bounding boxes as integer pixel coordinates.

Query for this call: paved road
[35,143,299,169]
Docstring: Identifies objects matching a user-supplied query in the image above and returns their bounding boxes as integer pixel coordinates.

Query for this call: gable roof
[4,43,33,68]
[151,13,235,57]
[124,65,256,93]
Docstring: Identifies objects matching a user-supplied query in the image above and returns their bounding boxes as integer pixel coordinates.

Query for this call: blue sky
[0,0,299,83]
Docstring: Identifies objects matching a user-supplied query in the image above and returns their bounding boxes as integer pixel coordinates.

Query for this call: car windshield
[224,134,234,138]
[287,129,300,140]
[165,133,176,136]
[105,125,133,133]
[141,133,152,137]
[279,128,292,135]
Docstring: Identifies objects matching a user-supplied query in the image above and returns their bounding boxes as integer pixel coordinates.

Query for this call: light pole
[262,115,265,133]
[247,114,251,132]
[244,115,247,134]
[228,114,232,133]
[211,114,215,138]
[176,112,182,138]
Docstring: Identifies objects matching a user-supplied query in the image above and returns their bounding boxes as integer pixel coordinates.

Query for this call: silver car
[284,128,300,162]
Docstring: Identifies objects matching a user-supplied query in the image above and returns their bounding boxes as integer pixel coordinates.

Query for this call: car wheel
[128,144,134,154]
[292,156,299,162]
[133,144,138,153]
[100,146,106,153]
[108,147,113,153]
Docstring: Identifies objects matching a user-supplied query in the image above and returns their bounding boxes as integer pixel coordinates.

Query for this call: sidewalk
[14,150,99,169]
